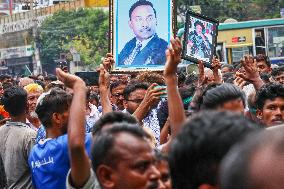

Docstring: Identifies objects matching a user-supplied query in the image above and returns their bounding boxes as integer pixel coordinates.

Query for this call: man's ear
[52,112,62,125]
[256,109,263,120]
[128,20,133,30]
[198,184,219,189]
[96,165,116,189]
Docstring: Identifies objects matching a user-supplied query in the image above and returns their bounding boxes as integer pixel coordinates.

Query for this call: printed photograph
[183,11,218,65]
[111,0,174,70]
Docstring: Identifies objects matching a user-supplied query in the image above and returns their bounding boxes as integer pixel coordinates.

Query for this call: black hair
[177,67,187,86]
[194,83,221,111]
[110,80,128,94]
[220,129,284,189]
[222,72,235,84]
[271,65,284,77]
[255,83,284,110]
[194,20,205,31]
[2,82,13,90]
[35,88,72,128]
[129,0,156,19]
[179,87,195,110]
[35,80,46,90]
[260,72,271,83]
[44,74,57,81]
[201,83,246,110]
[255,54,271,67]
[221,64,234,71]
[154,149,168,162]
[91,123,147,171]
[92,111,138,136]
[168,111,262,189]
[123,82,149,100]
[1,86,27,116]
[88,92,99,104]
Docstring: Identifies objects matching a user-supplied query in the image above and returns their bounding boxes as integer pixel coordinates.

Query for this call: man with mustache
[255,83,284,127]
[118,0,168,66]
[24,83,44,131]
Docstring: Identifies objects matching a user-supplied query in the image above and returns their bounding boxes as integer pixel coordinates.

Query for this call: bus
[178,18,284,65]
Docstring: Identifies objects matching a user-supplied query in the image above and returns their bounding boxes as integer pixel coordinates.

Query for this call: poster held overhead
[182,11,219,68]
[110,0,176,72]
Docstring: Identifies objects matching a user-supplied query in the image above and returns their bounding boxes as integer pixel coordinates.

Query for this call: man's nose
[142,19,150,27]
[274,107,282,116]
[118,95,124,100]
[149,164,161,181]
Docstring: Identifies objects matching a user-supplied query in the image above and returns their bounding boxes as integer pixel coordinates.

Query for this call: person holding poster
[118,0,168,66]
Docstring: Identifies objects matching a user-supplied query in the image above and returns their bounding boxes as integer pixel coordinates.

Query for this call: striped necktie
[124,41,142,65]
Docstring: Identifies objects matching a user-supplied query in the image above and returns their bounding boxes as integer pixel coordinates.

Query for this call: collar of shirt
[26,118,38,131]
[136,35,155,51]
[6,121,31,129]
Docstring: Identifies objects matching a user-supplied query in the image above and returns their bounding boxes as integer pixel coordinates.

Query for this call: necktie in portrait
[124,41,142,65]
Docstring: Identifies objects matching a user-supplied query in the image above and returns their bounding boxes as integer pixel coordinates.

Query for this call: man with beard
[24,83,44,130]
[118,0,168,66]
[255,83,284,127]
[28,87,92,189]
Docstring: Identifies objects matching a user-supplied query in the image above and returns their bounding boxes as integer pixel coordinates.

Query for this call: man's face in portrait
[129,5,157,41]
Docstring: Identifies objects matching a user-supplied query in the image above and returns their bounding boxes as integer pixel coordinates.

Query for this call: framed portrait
[182,11,219,67]
[109,0,176,71]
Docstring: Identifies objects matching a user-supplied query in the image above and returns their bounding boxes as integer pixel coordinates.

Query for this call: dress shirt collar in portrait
[136,34,155,51]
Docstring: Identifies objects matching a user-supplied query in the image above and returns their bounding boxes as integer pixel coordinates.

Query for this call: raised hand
[234,74,247,89]
[142,83,166,109]
[211,56,222,83]
[197,60,208,87]
[236,55,264,90]
[56,68,85,89]
[211,56,221,72]
[99,64,110,92]
[238,55,259,82]
[102,53,115,72]
[164,37,182,78]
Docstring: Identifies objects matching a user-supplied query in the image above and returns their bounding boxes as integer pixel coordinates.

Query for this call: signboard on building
[0,45,34,59]
[190,5,201,14]
[0,15,48,34]
[232,36,246,43]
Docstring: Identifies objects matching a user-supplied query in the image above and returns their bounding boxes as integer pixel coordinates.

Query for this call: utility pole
[31,0,42,75]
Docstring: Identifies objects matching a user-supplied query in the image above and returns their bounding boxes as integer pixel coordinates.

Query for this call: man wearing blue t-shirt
[28,88,92,189]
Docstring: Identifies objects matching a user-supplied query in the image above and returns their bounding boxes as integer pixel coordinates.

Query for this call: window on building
[267,26,284,58]
[232,46,253,63]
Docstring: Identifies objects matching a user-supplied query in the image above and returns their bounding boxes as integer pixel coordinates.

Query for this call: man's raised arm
[56,68,91,188]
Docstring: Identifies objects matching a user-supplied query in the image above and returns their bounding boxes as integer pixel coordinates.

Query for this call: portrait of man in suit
[118,0,168,66]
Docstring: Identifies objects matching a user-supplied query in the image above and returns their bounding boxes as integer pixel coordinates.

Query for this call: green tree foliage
[38,8,108,73]
[177,0,282,23]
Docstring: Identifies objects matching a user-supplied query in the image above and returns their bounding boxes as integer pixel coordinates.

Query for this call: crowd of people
[0,37,284,189]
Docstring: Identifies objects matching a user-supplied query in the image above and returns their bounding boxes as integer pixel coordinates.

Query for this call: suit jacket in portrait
[118,34,168,66]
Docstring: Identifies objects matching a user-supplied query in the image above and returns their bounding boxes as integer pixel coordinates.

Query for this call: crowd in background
[0,38,284,189]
